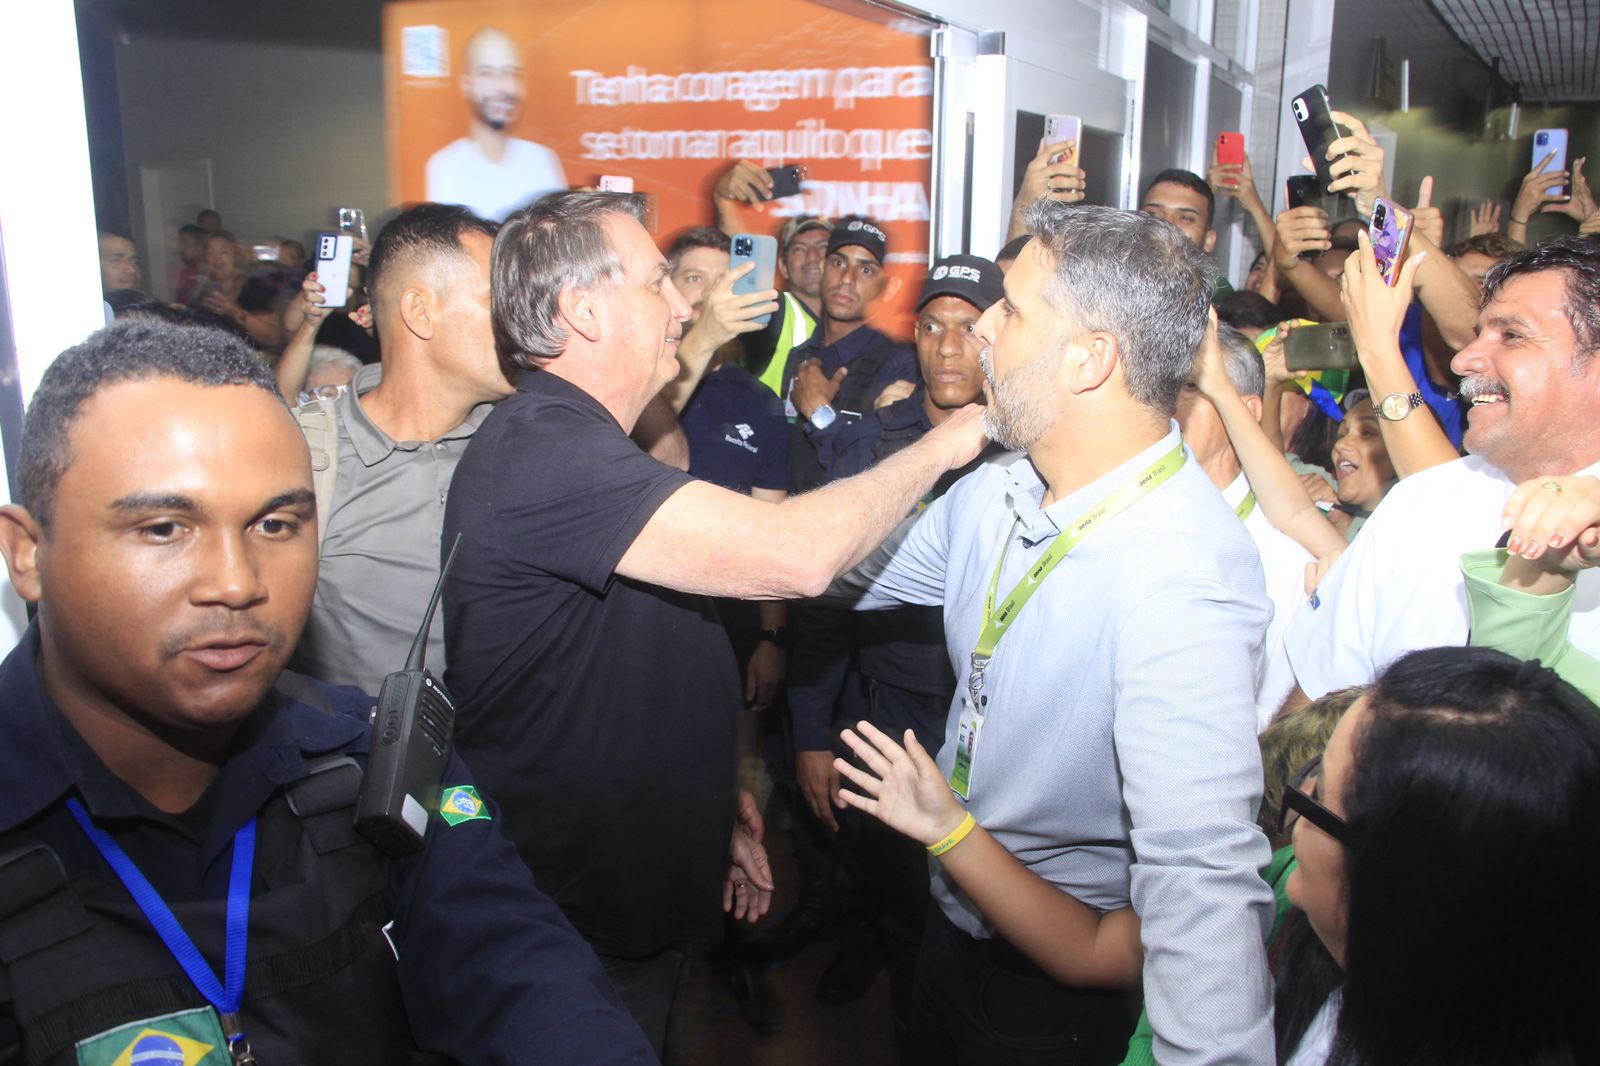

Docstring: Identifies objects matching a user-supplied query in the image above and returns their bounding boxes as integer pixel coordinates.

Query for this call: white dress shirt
[1284,454,1600,699]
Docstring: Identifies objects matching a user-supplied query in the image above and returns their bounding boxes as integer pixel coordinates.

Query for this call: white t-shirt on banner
[425,137,569,221]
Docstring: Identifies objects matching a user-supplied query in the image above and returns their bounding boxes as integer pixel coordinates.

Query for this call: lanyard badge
[67,799,260,1064]
[948,443,1186,800]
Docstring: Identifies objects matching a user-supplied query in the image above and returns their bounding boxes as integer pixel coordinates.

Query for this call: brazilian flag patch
[75,1007,229,1066]
[439,785,491,826]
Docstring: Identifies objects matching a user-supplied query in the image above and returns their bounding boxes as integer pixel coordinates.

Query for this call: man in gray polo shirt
[832,203,1275,1065]
[293,203,508,692]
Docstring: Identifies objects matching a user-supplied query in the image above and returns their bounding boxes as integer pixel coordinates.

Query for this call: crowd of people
[22,96,1600,1066]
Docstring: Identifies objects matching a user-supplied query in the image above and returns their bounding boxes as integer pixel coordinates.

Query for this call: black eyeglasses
[1278,754,1352,843]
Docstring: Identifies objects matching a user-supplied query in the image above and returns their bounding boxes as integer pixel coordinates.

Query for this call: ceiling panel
[1428,0,1599,102]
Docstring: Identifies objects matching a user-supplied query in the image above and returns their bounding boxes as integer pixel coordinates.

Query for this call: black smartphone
[1285,176,1324,260]
[1284,322,1358,372]
[766,165,806,200]
[1285,175,1321,210]
[1291,85,1348,195]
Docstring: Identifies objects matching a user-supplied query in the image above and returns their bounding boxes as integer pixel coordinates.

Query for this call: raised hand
[1322,111,1386,218]
[874,379,917,410]
[834,721,967,848]
[1502,476,1600,569]
[689,262,779,350]
[1411,176,1444,248]
[1260,322,1300,385]
[714,160,776,206]
[1274,206,1332,269]
[1018,138,1086,206]
[1342,229,1424,361]
[1469,201,1502,237]
[1512,150,1572,230]
[1192,308,1236,402]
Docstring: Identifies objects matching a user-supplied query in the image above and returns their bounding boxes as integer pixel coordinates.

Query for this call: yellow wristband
[927,811,977,856]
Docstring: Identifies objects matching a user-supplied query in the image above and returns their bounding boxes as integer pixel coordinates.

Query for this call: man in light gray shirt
[833,202,1275,1064]
[293,203,509,692]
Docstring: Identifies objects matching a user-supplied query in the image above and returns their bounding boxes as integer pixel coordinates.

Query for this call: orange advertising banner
[383,0,934,335]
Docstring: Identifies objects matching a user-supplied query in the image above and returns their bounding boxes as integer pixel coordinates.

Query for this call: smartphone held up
[1044,114,1082,166]
[1291,85,1348,195]
[730,234,778,327]
[1285,322,1358,373]
[1367,197,1413,287]
[1533,128,1570,202]
[766,165,807,200]
[1216,132,1245,168]
[314,232,355,310]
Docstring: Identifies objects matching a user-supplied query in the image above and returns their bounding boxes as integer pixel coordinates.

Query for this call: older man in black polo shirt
[442,190,986,1052]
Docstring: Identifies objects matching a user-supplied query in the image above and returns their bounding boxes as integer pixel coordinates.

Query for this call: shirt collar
[342,363,496,467]
[798,322,888,362]
[517,368,626,429]
[1004,424,1186,544]
[1221,470,1251,510]
[0,625,368,838]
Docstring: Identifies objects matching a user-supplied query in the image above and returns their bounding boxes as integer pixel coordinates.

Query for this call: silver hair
[1214,323,1266,398]
[306,345,362,376]
[1021,201,1217,415]
[491,190,647,374]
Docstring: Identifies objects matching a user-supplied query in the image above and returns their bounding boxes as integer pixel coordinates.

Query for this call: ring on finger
[1543,481,1564,494]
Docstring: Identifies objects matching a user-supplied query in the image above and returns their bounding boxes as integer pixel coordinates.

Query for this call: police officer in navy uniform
[0,319,653,1065]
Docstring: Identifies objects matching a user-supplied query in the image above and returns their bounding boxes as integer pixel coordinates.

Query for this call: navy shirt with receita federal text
[681,362,790,496]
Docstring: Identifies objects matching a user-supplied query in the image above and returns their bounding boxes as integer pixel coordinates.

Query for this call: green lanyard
[1235,490,1257,521]
[970,443,1186,703]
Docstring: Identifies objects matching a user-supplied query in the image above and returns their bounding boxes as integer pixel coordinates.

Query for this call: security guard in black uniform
[0,319,654,1065]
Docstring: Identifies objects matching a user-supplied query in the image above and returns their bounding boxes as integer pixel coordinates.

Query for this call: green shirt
[1462,548,1600,703]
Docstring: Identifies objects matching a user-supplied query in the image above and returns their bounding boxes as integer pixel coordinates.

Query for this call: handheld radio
[355,535,463,857]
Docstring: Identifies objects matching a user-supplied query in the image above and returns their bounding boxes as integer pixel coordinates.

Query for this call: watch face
[1381,393,1411,420]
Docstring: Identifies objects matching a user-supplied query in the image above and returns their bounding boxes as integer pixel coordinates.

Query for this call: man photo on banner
[425,26,569,222]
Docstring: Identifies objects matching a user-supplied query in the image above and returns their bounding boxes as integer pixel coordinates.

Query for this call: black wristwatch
[758,627,790,652]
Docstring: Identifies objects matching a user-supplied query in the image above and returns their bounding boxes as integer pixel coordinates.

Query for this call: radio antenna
[404,533,463,673]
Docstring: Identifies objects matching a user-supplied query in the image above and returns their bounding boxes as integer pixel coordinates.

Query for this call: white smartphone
[314,232,354,310]
[599,175,635,193]
[1533,128,1570,201]
[1044,114,1082,166]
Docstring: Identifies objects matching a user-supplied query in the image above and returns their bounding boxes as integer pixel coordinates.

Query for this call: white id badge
[949,695,985,800]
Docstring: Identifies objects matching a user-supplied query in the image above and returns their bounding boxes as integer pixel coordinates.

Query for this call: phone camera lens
[1537,132,1548,144]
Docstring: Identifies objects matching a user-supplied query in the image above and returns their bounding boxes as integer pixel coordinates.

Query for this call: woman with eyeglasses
[1274,645,1600,1065]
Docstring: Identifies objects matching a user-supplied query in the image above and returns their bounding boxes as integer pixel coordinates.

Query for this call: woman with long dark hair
[1276,645,1600,1064]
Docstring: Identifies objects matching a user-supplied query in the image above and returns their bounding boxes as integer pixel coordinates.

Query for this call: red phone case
[1217,132,1245,166]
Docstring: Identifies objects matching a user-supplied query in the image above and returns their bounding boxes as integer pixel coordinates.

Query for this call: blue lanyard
[66,797,255,1043]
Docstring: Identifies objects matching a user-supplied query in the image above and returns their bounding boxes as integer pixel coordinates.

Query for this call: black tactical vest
[0,758,429,1066]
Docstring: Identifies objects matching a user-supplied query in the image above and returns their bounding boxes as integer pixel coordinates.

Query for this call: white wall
[0,0,110,647]
[916,0,1107,69]
[114,34,388,286]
